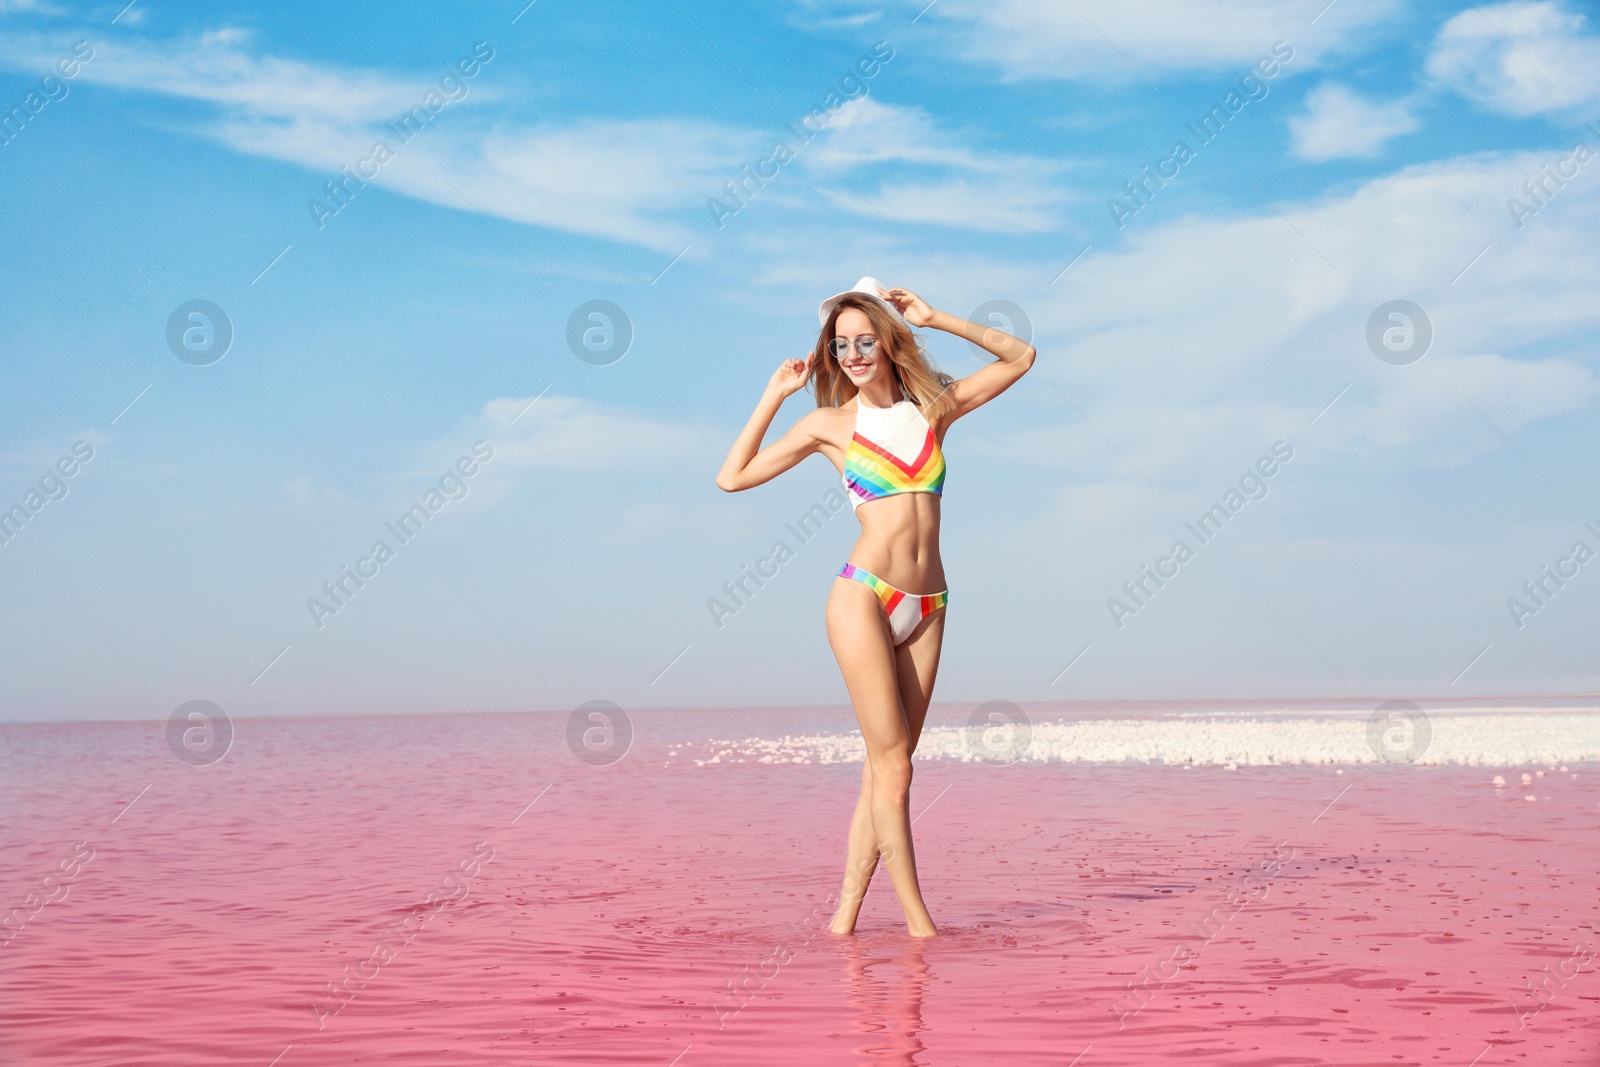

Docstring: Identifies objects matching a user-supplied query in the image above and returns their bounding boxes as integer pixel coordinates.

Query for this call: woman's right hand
[765,352,813,400]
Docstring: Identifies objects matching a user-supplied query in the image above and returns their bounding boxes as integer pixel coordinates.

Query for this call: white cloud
[445,122,747,252]
[0,29,754,253]
[1359,351,1592,456]
[0,28,1085,248]
[805,98,1074,233]
[903,0,1404,82]
[215,108,747,252]
[0,27,422,123]
[933,147,1600,488]
[820,176,1069,233]
[1289,82,1419,161]
[802,97,994,171]
[784,3,882,31]
[1427,1,1600,115]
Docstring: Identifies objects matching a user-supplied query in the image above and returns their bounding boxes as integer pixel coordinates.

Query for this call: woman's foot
[907,918,938,938]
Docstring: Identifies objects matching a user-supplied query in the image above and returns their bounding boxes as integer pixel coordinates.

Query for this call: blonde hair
[811,295,955,425]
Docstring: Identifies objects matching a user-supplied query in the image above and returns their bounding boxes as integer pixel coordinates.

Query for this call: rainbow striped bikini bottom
[837,563,949,647]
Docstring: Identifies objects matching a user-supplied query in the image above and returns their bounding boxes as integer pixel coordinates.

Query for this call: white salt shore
[681,709,1600,767]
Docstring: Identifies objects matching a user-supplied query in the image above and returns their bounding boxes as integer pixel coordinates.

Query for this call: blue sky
[1,0,1597,722]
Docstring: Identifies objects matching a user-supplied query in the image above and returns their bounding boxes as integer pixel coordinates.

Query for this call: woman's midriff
[846,492,945,593]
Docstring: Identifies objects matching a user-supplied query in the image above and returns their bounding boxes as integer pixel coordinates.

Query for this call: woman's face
[832,307,889,388]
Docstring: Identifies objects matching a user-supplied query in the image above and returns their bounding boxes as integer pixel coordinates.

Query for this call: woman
[716,277,1035,937]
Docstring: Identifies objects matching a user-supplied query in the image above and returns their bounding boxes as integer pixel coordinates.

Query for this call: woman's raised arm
[715,354,822,492]
[878,286,1036,423]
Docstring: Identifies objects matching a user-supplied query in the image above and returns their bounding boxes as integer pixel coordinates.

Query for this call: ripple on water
[2,714,1596,1066]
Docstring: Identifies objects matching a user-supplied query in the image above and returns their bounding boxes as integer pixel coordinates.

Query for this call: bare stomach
[845,493,946,593]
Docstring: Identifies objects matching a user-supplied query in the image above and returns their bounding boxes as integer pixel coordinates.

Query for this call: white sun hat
[817,276,910,329]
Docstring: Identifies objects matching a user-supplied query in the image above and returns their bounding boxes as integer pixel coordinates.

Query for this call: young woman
[716,278,1035,937]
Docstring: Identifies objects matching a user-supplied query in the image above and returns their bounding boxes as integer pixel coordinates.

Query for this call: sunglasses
[829,335,879,359]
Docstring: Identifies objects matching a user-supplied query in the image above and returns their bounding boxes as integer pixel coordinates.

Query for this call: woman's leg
[890,608,944,932]
[896,607,945,755]
[829,760,880,935]
[828,577,891,934]
[828,605,947,934]
[825,578,938,937]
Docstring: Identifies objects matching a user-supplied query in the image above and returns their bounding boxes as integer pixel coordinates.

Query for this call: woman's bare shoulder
[796,403,855,450]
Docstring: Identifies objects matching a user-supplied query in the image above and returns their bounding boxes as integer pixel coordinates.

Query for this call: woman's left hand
[878,285,936,328]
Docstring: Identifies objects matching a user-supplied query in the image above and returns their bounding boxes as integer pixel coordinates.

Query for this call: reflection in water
[844,941,933,1065]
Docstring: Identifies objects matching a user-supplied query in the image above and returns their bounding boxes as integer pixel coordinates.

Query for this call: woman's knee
[868,749,913,799]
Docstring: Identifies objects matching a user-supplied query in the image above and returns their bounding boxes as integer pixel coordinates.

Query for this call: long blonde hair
[811,295,954,425]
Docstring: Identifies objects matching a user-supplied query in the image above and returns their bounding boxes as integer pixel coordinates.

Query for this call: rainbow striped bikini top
[843,398,945,510]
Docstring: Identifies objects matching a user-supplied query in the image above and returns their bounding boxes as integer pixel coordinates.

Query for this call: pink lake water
[2,706,1597,1065]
